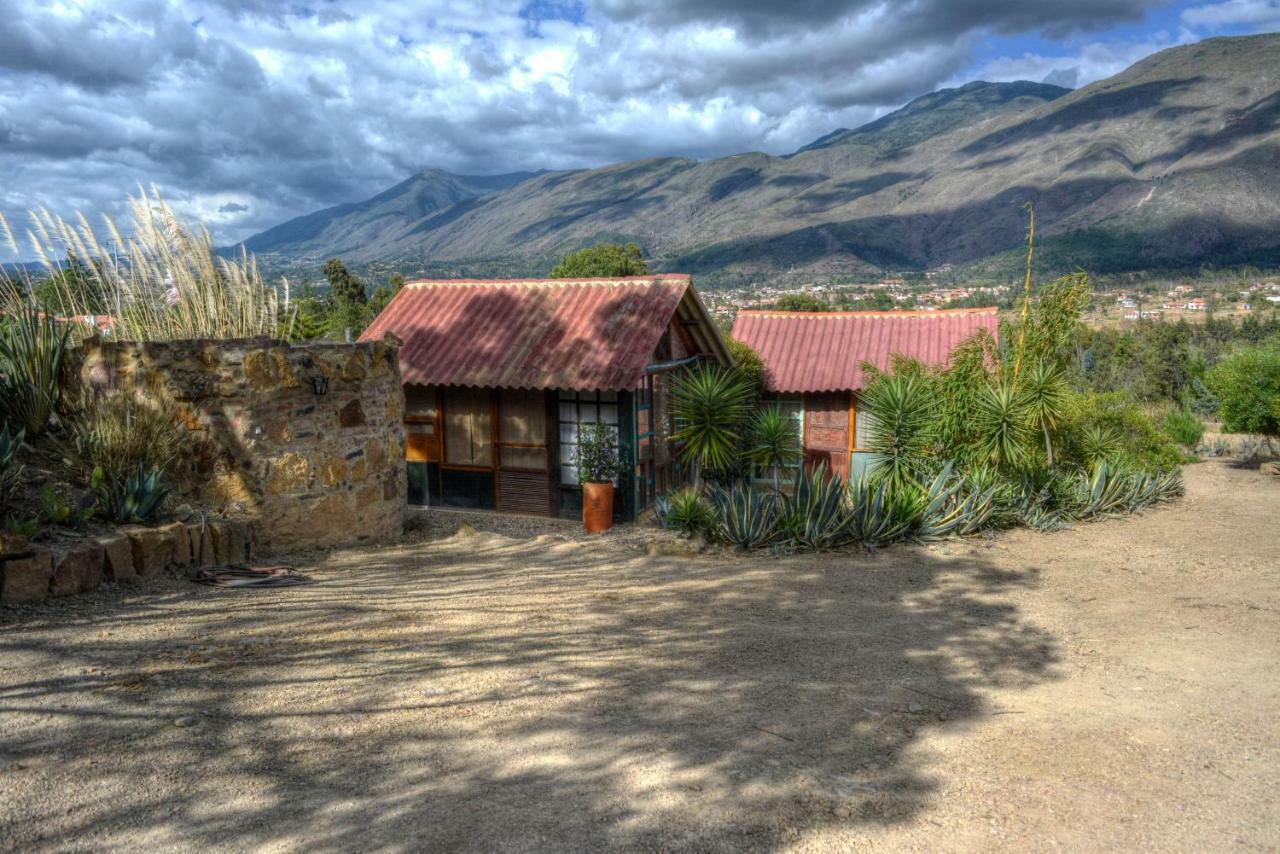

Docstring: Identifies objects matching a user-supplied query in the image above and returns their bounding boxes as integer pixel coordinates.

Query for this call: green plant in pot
[576,423,620,532]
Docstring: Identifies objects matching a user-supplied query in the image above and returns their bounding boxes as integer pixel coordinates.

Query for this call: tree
[1020,361,1069,468]
[368,273,405,317]
[549,243,648,278]
[772,293,830,312]
[323,258,367,305]
[1206,345,1280,439]
[747,405,801,490]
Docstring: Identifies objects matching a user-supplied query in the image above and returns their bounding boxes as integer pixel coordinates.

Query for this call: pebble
[173,717,197,728]
[908,702,925,713]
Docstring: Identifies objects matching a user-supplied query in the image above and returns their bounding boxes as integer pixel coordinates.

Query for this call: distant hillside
[241,34,1280,283]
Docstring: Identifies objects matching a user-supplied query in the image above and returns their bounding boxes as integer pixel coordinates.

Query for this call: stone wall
[70,336,406,554]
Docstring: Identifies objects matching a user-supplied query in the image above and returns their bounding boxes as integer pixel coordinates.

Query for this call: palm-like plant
[974,381,1031,470]
[670,364,752,488]
[1020,361,1068,468]
[1079,425,1119,468]
[859,373,933,491]
[747,405,801,490]
[0,304,72,437]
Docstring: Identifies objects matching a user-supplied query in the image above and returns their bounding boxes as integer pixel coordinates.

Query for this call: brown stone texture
[50,543,106,597]
[69,336,407,556]
[128,527,175,576]
[1,550,53,603]
[162,522,192,567]
[98,535,135,581]
[210,518,250,565]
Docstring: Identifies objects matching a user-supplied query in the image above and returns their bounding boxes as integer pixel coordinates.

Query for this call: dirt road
[1,461,1277,851]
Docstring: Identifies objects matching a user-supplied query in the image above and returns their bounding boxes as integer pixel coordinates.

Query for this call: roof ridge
[404,274,691,288]
[736,306,999,318]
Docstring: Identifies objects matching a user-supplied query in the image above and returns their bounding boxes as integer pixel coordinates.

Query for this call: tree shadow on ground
[0,532,1058,851]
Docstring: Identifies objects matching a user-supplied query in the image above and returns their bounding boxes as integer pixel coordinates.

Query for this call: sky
[1,0,1278,255]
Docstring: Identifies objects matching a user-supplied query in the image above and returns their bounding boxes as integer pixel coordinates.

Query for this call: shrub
[655,487,716,536]
[549,243,648,278]
[58,392,189,488]
[777,466,856,550]
[747,405,801,490]
[1162,407,1205,449]
[845,472,916,547]
[1206,345,1280,439]
[859,372,933,490]
[0,304,71,437]
[575,422,620,484]
[917,462,1001,540]
[0,424,23,514]
[1062,392,1184,473]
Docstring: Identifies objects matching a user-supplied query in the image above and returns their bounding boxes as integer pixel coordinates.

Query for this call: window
[854,396,878,451]
[558,389,619,485]
[753,398,804,483]
[443,387,492,467]
[498,389,547,470]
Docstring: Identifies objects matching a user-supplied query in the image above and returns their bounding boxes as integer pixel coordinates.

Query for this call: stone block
[339,399,365,428]
[266,453,310,496]
[187,522,215,567]
[162,521,192,567]
[97,535,135,582]
[1,550,53,603]
[318,455,347,487]
[129,527,175,576]
[50,543,106,597]
[210,518,250,565]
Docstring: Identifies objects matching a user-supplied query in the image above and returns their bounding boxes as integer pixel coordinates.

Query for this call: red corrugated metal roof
[359,275,694,390]
[731,307,999,393]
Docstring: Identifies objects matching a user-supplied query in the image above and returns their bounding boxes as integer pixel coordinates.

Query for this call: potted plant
[576,422,620,532]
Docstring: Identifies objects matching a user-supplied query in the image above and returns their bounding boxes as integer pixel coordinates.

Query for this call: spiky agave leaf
[709,481,778,549]
[845,472,915,547]
[918,461,1001,540]
[778,465,856,550]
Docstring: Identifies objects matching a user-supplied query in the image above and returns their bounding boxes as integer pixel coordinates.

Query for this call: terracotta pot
[582,481,614,532]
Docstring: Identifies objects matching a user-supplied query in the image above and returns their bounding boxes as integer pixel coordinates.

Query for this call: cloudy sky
[1,0,1278,255]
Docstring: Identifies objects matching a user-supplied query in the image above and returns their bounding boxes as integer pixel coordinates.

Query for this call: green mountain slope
[242,34,1280,281]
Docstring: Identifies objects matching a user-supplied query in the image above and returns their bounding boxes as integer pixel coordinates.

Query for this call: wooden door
[803,392,851,479]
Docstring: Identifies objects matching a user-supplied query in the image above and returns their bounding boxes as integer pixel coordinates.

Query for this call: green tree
[747,405,802,490]
[772,293,830,312]
[1020,361,1069,468]
[368,272,406,318]
[1206,345,1280,439]
[549,243,648,278]
[323,258,367,306]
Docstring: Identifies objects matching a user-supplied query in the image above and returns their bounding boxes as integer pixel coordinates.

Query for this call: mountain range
[241,33,1280,285]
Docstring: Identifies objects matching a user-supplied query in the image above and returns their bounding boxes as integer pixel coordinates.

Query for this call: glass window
[558,389,622,485]
[854,398,878,451]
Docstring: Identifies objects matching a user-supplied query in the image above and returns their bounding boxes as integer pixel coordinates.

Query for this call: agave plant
[918,462,1001,540]
[655,487,716,536]
[747,405,802,490]
[1075,461,1139,519]
[0,423,24,513]
[669,364,753,488]
[777,465,856,549]
[708,481,778,549]
[0,303,71,437]
[845,472,915,547]
[93,463,171,524]
[858,373,933,491]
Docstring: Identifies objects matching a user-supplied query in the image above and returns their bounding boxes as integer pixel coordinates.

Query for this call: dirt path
[1,461,1277,852]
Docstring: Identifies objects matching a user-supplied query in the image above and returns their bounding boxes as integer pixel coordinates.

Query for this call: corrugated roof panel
[359,275,694,390]
[731,308,999,393]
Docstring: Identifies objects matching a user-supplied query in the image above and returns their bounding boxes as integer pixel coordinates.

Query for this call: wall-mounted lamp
[311,375,329,395]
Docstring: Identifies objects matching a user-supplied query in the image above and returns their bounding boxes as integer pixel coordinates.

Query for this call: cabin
[731,307,999,479]
[360,274,731,521]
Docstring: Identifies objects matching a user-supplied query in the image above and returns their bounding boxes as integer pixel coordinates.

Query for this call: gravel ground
[1,460,1277,852]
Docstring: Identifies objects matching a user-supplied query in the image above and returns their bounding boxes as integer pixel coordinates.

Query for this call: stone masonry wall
[70,336,406,554]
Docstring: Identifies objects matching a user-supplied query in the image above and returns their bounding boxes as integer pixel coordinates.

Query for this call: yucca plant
[918,461,1001,540]
[0,303,72,437]
[655,487,716,536]
[845,471,916,547]
[709,481,778,549]
[777,465,856,549]
[974,381,1032,470]
[1020,361,1068,468]
[747,405,802,490]
[670,364,752,488]
[1079,425,1120,468]
[93,463,170,524]
[859,372,933,491]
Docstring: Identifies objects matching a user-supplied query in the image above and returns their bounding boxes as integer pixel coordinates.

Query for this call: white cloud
[1182,0,1280,30]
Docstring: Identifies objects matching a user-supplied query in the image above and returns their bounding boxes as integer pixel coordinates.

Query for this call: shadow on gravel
[0,534,1059,851]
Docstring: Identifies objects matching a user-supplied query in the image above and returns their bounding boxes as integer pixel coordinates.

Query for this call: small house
[360,275,730,521]
[731,307,999,479]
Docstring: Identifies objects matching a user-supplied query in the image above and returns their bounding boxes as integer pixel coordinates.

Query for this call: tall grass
[1,186,292,341]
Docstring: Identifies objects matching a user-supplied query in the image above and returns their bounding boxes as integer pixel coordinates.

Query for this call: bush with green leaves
[574,422,619,484]
[549,243,648,278]
[0,304,71,437]
[1162,407,1205,449]
[1206,345,1280,440]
